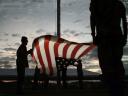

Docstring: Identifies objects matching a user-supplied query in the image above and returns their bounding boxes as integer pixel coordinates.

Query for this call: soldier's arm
[90,14,96,38]
[122,6,127,39]
[122,3,127,46]
[90,1,96,44]
[27,49,33,55]
[90,10,96,44]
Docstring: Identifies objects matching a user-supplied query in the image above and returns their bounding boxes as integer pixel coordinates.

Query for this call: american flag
[32,35,95,76]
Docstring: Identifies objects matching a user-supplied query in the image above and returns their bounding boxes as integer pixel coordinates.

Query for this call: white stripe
[33,48,41,69]
[74,45,89,59]
[66,44,77,59]
[39,38,49,75]
[48,37,57,75]
[34,48,44,73]
[58,43,67,57]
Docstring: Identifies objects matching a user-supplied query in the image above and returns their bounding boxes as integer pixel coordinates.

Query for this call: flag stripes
[71,44,83,59]
[35,40,46,73]
[32,35,95,76]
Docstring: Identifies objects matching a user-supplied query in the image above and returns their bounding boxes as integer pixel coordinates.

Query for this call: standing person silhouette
[90,0,127,96]
[16,36,32,94]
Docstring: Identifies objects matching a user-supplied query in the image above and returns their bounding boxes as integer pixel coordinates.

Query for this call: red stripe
[78,44,96,58]
[34,40,46,73]
[54,38,64,57]
[71,44,83,59]
[54,42,59,57]
[44,36,53,75]
[63,44,70,58]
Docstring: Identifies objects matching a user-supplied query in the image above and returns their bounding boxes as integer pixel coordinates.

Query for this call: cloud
[62,29,76,34]
[0,32,9,38]
[63,29,70,33]
[73,19,82,23]
[74,33,80,36]
[32,0,44,3]
[0,0,44,5]
[61,29,92,43]
[85,64,99,69]
[0,38,8,41]
[0,60,9,65]
[15,42,20,46]
[0,56,15,61]
[66,30,88,37]
[4,33,9,36]
[12,33,20,37]
[85,25,90,28]
[36,29,45,33]
[0,56,15,68]
[3,48,16,51]
[62,0,90,15]
[70,30,76,34]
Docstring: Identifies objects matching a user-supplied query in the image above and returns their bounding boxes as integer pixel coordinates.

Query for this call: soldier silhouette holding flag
[16,36,32,94]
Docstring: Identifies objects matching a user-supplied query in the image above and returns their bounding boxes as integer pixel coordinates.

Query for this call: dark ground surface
[0,79,128,96]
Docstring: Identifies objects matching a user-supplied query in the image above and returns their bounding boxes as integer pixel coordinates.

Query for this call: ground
[0,79,128,96]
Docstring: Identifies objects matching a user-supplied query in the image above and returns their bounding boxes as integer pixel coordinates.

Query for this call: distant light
[86,69,101,74]
[1,80,16,83]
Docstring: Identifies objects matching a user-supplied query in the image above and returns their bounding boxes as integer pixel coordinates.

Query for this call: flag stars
[55,57,81,68]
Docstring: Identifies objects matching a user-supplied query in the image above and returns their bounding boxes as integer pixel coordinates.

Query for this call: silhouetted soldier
[90,0,127,96]
[16,36,32,94]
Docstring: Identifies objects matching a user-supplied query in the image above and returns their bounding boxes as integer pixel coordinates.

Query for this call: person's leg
[111,45,125,96]
[102,45,125,96]
[98,44,118,96]
[77,60,83,89]
[98,44,112,79]
[16,67,25,94]
[33,66,40,89]
[17,68,20,93]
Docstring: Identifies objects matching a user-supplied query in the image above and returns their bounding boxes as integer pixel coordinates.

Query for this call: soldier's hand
[28,49,33,54]
[121,37,127,47]
[93,35,101,46]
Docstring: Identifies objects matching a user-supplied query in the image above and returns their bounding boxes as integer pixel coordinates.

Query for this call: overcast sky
[0,0,127,74]
[0,0,92,67]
